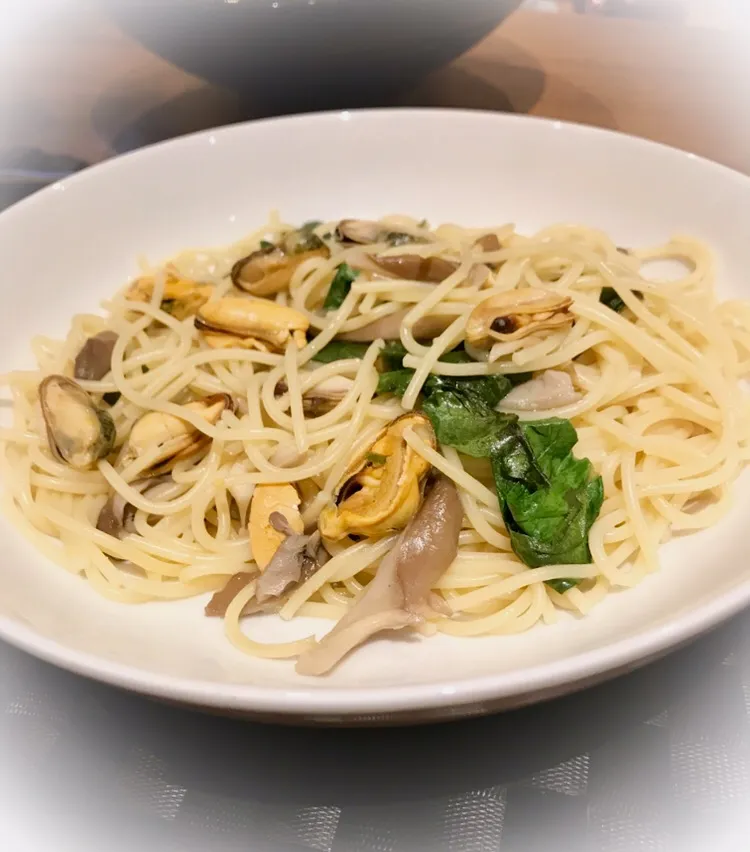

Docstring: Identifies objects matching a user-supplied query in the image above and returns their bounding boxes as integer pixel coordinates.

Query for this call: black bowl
[101,0,523,113]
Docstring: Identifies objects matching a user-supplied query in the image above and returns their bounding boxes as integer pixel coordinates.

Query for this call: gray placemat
[1,611,749,852]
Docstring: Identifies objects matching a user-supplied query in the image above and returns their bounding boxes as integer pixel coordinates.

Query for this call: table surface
[2,6,750,852]
[3,5,750,173]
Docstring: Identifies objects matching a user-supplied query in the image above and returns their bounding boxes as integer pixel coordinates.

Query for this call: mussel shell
[39,375,116,470]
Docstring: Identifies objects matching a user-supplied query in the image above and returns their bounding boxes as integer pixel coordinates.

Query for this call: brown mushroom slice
[372,254,458,283]
[96,476,174,539]
[466,288,574,348]
[255,513,328,603]
[337,309,455,343]
[231,246,327,297]
[318,413,436,542]
[296,475,462,676]
[275,375,355,416]
[205,571,256,617]
[96,492,129,538]
[474,233,503,272]
[74,331,119,381]
[206,519,328,617]
[475,233,502,253]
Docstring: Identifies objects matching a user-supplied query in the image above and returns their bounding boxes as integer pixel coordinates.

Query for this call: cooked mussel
[117,393,234,477]
[195,297,309,353]
[319,412,435,541]
[466,288,574,347]
[39,375,116,470]
[335,219,424,248]
[231,223,328,296]
[126,274,213,320]
[248,483,304,570]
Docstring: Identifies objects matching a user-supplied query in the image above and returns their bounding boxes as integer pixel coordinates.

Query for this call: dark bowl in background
[100,0,523,113]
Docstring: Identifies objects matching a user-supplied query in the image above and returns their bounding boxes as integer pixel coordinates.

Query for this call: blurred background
[3,1,750,850]
[3,0,750,212]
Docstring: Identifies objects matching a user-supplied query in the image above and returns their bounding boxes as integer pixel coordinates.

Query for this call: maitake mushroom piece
[297,475,462,676]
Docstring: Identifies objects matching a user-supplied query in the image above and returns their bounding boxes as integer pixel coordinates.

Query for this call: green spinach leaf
[323,263,360,310]
[600,286,643,313]
[377,341,408,372]
[377,369,414,397]
[375,353,532,457]
[423,392,516,458]
[292,221,324,253]
[312,340,370,364]
[490,417,604,579]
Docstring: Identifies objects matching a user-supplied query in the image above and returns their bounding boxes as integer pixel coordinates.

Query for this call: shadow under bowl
[100,0,523,112]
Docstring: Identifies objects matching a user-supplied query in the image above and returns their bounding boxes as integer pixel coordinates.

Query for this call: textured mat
[1,612,749,852]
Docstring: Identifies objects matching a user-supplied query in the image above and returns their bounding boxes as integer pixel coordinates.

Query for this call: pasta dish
[2,214,749,676]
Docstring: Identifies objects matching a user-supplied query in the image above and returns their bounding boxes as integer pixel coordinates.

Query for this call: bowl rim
[2,107,750,717]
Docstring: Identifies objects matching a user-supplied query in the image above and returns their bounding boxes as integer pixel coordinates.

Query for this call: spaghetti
[2,214,749,674]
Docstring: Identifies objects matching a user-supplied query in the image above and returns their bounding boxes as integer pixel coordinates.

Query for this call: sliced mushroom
[205,571,256,617]
[297,475,462,676]
[195,297,309,353]
[499,370,581,412]
[255,512,328,603]
[275,375,355,416]
[475,233,502,254]
[319,412,436,541]
[474,233,503,272]
[466,288,574,348]
[117,393,234,477]
[74,331,118,381]
[126,274,213,320]
[96,476,174,539]
[231,246,327,297]
[249,483,304,570]
[39,375,116,470]
[96,492,129,538]
[338,309,455,343]
[372,254,458,283]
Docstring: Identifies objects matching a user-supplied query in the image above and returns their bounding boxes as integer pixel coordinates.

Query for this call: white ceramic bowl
[1,110,750,724]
